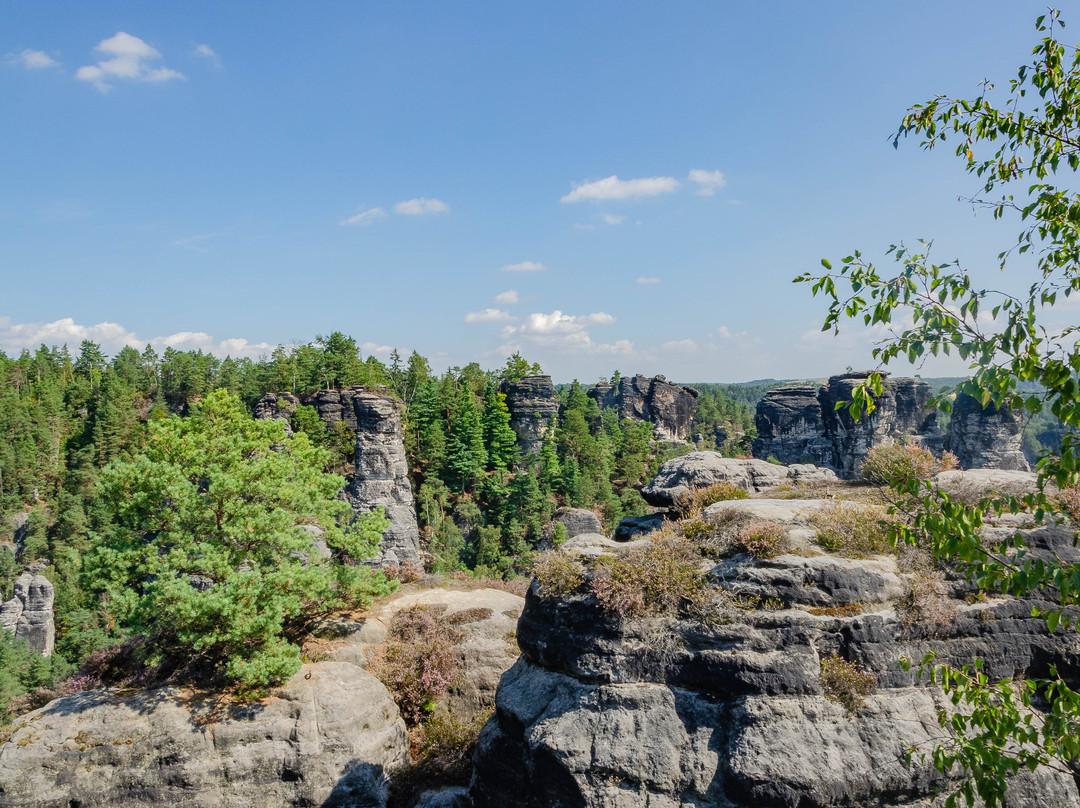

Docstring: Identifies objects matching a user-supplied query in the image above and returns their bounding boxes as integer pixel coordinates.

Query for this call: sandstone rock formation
[0,571,54,656]
[588,374,699,442]
[751,385,835,466]
[470,507,1080,808]
[613,512,667,541]
[345,389,422,566]
[555,508,604,539]
[500,375,560,456]
[944,392,1030,472]
[252,391,300,434]
[642,452,838,507]
[0,661,408,807]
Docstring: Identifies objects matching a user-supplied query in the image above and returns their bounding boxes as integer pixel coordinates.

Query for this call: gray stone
[642,452,838,507]
[252,391,300,435]
[933,468,1044,503]
[415,787,472,808]
[752,385,836,467]
[588,374,699,442]
[945,392,1030,471]
[555,508,604,539]
[613,512,667,541]
[0,571,54,656]
[560,533,651,558]
[500,376,560,457]
[0,661,408,808]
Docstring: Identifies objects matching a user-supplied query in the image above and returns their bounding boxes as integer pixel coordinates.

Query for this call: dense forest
[0,333,758,711]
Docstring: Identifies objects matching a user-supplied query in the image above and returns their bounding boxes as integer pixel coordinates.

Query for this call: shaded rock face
[555,508,604,539]
[0,661,408,808]
[588,374,699,442]
[945,392,1030,472]
[752,385,835,466]
[470,516,1080,808]
[346,389,421,566]
[500,376,560,456]
[252,391,300,434]
[0,571,54,656]
[642,452,838,507]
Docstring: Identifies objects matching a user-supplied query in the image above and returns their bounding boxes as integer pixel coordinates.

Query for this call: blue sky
[0,1,1063,381]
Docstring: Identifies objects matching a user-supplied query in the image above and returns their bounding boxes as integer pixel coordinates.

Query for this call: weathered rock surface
[945,392,1030,472]
[252,391,300,434]
[500,376,560,456]
[642,452,838,507]
[340,588,524,722]
[933,468,1046,503]
[345,389,421,566]
[561,533,650,559]
[613,513,667,541]
[0,571,54,656]
[470,507,1080,808]
[588,374,699,442]
[555,508,604,539]
[0,661,408,808]
[751,385,835,467]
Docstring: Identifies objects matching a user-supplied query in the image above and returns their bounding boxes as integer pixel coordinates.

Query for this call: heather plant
[531,551,586,598]
[672,481,749,519]
[732,520,790,559]
[820,655,876,713]
[687,507,755,559]
[388,710,493,808]
[898,570,958,635]
[1054,485,1080,524]
[809,501,892,557]
[860,441,958,486]
[373,605,460,724]
[590,535,705,619]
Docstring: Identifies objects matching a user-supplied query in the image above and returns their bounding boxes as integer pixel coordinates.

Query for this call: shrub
[1055,485,1080,523]
[820,655,876,713]
[733,520,790,558]
[859,441,958,486]
[372,605,460,724]
[590,535,705,619]
[384,559,423,584]
[898,570,957,635]
[687,507,755,559]
[388,710,492,808]
[809,501,892,557]
[808,603,864,617]
[672,481,749,519]
[531,552,586,598]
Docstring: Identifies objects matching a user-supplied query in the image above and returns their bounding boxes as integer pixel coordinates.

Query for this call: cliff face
[0,571,54,656]
[469,495,1080,808]
[945,392,1030,472]
[587,374,699,442]
[500,375,560,456]
[751,385,835,466]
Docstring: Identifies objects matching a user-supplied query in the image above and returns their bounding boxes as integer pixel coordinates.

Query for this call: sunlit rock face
[587,374,699,442]
[944,392,1030,472]
[500,375,560,457]
[0,571,54,656]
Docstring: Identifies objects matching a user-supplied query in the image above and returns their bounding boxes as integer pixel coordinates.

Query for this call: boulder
[944,392,1030,471]
[554,508,604,539]
[0,571,54,656]
[588,374,698,442]
[500,376,560,457]
[642,452,838,506]
[613,513,667,541]
[560,533,651,558]
[933,468,1044,503]
[0,661,408,808]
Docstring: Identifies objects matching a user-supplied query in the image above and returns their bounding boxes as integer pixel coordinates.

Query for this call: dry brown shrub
[672,481,749,518]
[820,655,876,713]
[898,570,958,635]
[733,520,791,558]
[860,441,958,485]
[590,535,706,619]
[809,501,892,557]
[531,552,586,598]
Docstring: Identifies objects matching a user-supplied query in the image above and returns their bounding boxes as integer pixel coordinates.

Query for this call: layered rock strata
[252,391,300,434]
[0,571,54,656]
[555,508,605,539]
[500,376,560,456]
[945,392,1030,472]
[751,385,835,466]
[588,374,699,442]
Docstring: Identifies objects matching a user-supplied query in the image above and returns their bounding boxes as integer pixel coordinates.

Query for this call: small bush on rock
[388,709,492,808]
[590,535,705,619]
[672,481,749,518]
[687,507,755,559]
[733,520,790,558]
[809,501,892,557]
[372,605,460,724]
[531,551,586,598]
[820,655,876,713]
[1054,485,1080,523]
[860,441,958,485]
[898,570,958,635]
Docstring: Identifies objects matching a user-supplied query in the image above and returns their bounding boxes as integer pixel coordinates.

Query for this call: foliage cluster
[732,520,791,559]
[820,655,877,714]
[388,710,493,808]
[530,551,586,598]
[671,481,749,519]
[372,605,461,725]
[809,501,892,557]
[860,441,958,486]
[589,535,705,619]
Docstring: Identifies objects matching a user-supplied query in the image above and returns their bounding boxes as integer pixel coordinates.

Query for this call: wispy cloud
[499,310,622,353]
[340,207,387,226]
[560,174,680,203]
[500,261,547,272]
[193,44,221,68]
[494,290,520,304]
[602,213,626,225]
[689,169,726,196]
[394,197,449,215]
[464,309,515,324]
[660,338,699,353]
[7,49,59,69]
[76,32,184,93]
[636,277,660,284]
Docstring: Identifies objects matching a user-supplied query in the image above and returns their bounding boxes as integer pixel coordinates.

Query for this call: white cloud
[494,290,520,305]
[464,309,515,324]
[393,197,449,215]
[504,310,615,337]
[0,316,272,358]
[661,338,699,353]
[689,169,727,196]
[573,223,595,230]
[360,341,406,360]
[193,44,221,68]
[636,277,660,284]
[340,207,387,226]
[712,325,763,350]
[76,32,185,93]
[500,261,547,272]
[560,174,680,203]
[603,213,626,225]
[7,49,59,69]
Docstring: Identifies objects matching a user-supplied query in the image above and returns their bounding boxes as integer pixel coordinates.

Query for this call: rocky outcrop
[555,508,604,539]
[0,571,54,656]
[346,389,421,566]
[500,376,560,456]
[470,508,1080,808]
[642,452,838,507]
[252,391,300,434]
[613,512,668,541]
[0,661,408,807]
[945,392,1030,472]
[752,385,835,466]
[588,374,699,442]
